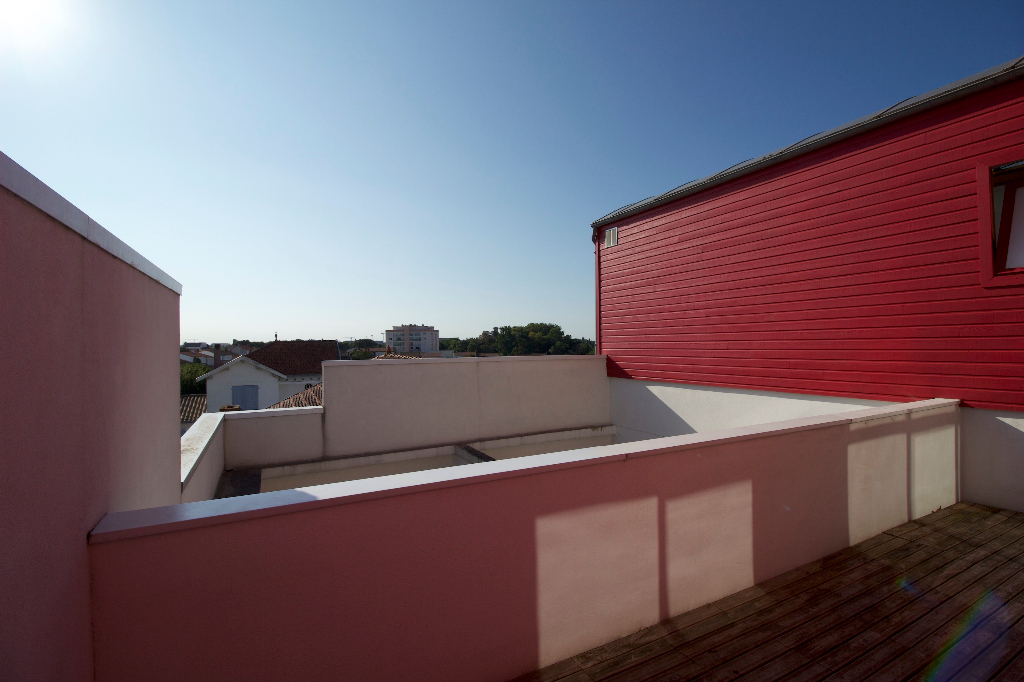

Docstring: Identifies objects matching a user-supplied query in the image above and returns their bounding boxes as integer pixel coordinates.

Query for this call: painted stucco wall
[0,173,180,680]
[611,378,892,442]
[88,399,956,682]
[961,406,1024,513]
[223,407,324,469]
[204,361,282,412]
[180,414,225,504]
[321,356,611,458]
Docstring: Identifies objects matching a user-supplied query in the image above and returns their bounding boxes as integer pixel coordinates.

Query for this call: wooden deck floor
[514,502,1024,682]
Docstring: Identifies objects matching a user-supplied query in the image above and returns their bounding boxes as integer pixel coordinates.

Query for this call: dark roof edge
[591,55,1024,236]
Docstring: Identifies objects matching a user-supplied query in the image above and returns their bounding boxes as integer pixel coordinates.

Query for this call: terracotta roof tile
[268,383,323,409]
[245,340,340,376]
[180,394,207,422]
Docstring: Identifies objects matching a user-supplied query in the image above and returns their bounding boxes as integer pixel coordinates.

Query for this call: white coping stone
[476,425,615,450]
[259,425,618,480]
[0,150,182,294]
[91,398,959,544]
[260,445,458,480]
[180,413,225,485]
[223,406,324,420]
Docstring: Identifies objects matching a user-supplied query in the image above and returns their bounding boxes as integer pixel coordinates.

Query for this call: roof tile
[245,340,340,376]
[267,383,323,409]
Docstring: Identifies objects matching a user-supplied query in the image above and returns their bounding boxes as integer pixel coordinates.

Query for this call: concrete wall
[322,356,611,458]
[87,399,956,682]
[180,414,226,504]
[223,407,324,469]
[611,378,892,442]
[204,361,282,412]
[961,406,1024,513]
[0,153,181,681]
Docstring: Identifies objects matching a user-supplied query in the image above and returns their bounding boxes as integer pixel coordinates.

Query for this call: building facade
[384,324,440,353]
[592,57,1024,413]
[198,339,340,411]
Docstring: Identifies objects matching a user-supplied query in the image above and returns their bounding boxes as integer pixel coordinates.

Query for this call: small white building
[384,324,440,353]
[197,340,341,412]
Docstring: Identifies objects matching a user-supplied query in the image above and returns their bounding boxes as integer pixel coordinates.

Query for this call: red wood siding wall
[598,78,1024,412]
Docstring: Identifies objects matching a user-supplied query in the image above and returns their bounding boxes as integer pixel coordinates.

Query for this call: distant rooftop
[245,340,341,376]
[179,394,206,423]
[267,383,323,409]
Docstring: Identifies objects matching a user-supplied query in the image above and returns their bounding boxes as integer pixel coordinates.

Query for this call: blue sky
[2,1,1022,343]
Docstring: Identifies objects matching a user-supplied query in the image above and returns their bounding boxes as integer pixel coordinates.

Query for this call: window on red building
[992,159,1024,273]
[604,226,618,248]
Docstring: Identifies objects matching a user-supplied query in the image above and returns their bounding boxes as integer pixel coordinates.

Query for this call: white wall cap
[223,406,323,419]
[0,150,182,295]
[180,413,224,486]
[91,397,958,544]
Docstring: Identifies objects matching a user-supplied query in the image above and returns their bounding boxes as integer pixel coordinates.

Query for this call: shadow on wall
[961,407,1024,513]
[609,376,697,442]
[532,428,847,667]
[533,406,956,667]
[609,378,891,443]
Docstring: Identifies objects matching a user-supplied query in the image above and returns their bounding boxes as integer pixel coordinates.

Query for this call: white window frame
[604,227,618,248]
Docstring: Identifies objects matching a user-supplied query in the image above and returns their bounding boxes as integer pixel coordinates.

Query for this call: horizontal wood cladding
[598,78,1024,411]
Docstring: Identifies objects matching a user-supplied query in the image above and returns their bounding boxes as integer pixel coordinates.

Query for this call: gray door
[231,385,259,411]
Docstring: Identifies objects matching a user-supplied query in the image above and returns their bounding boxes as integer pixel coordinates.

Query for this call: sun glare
[0,0,70,52]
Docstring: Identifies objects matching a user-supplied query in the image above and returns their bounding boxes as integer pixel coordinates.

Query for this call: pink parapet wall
[0,154,181,681]
[88,400,957,682]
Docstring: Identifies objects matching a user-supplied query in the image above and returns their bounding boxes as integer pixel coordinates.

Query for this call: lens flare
[919,591,1006,682]
[0,0,70,52]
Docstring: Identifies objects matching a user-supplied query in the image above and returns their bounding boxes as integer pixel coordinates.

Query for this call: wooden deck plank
[509,656,589,682]
[992,649,1024,682]
[572,509,984,674]
[601,649,698,682]
[645,511,1004,682]
[862,553,1024,681]
[672,512,1024,682]
[950,589,1024,682]
[603,508,1004,682]
[796,512,1024,662]
[928,589,1024,682]
[817,526,1024,681]
[573,529,919,675]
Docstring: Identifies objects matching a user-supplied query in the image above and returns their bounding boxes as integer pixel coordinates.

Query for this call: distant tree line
[341,339,380,360]
[231,339,267,349]
[440,323,595,356]
[340,339,378,351]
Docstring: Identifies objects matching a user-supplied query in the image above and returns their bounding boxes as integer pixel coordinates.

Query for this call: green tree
[350,349,375,360]
[440,324,595,356]
[181,361,210,394]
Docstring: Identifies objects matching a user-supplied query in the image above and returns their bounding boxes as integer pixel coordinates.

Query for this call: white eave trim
[196,355,288,382]
[0,150,182,295]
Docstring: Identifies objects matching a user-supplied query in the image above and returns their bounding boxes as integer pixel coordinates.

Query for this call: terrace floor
[515,502,1024,682]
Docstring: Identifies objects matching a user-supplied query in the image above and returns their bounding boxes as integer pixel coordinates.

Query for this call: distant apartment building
[384,324,439,353]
